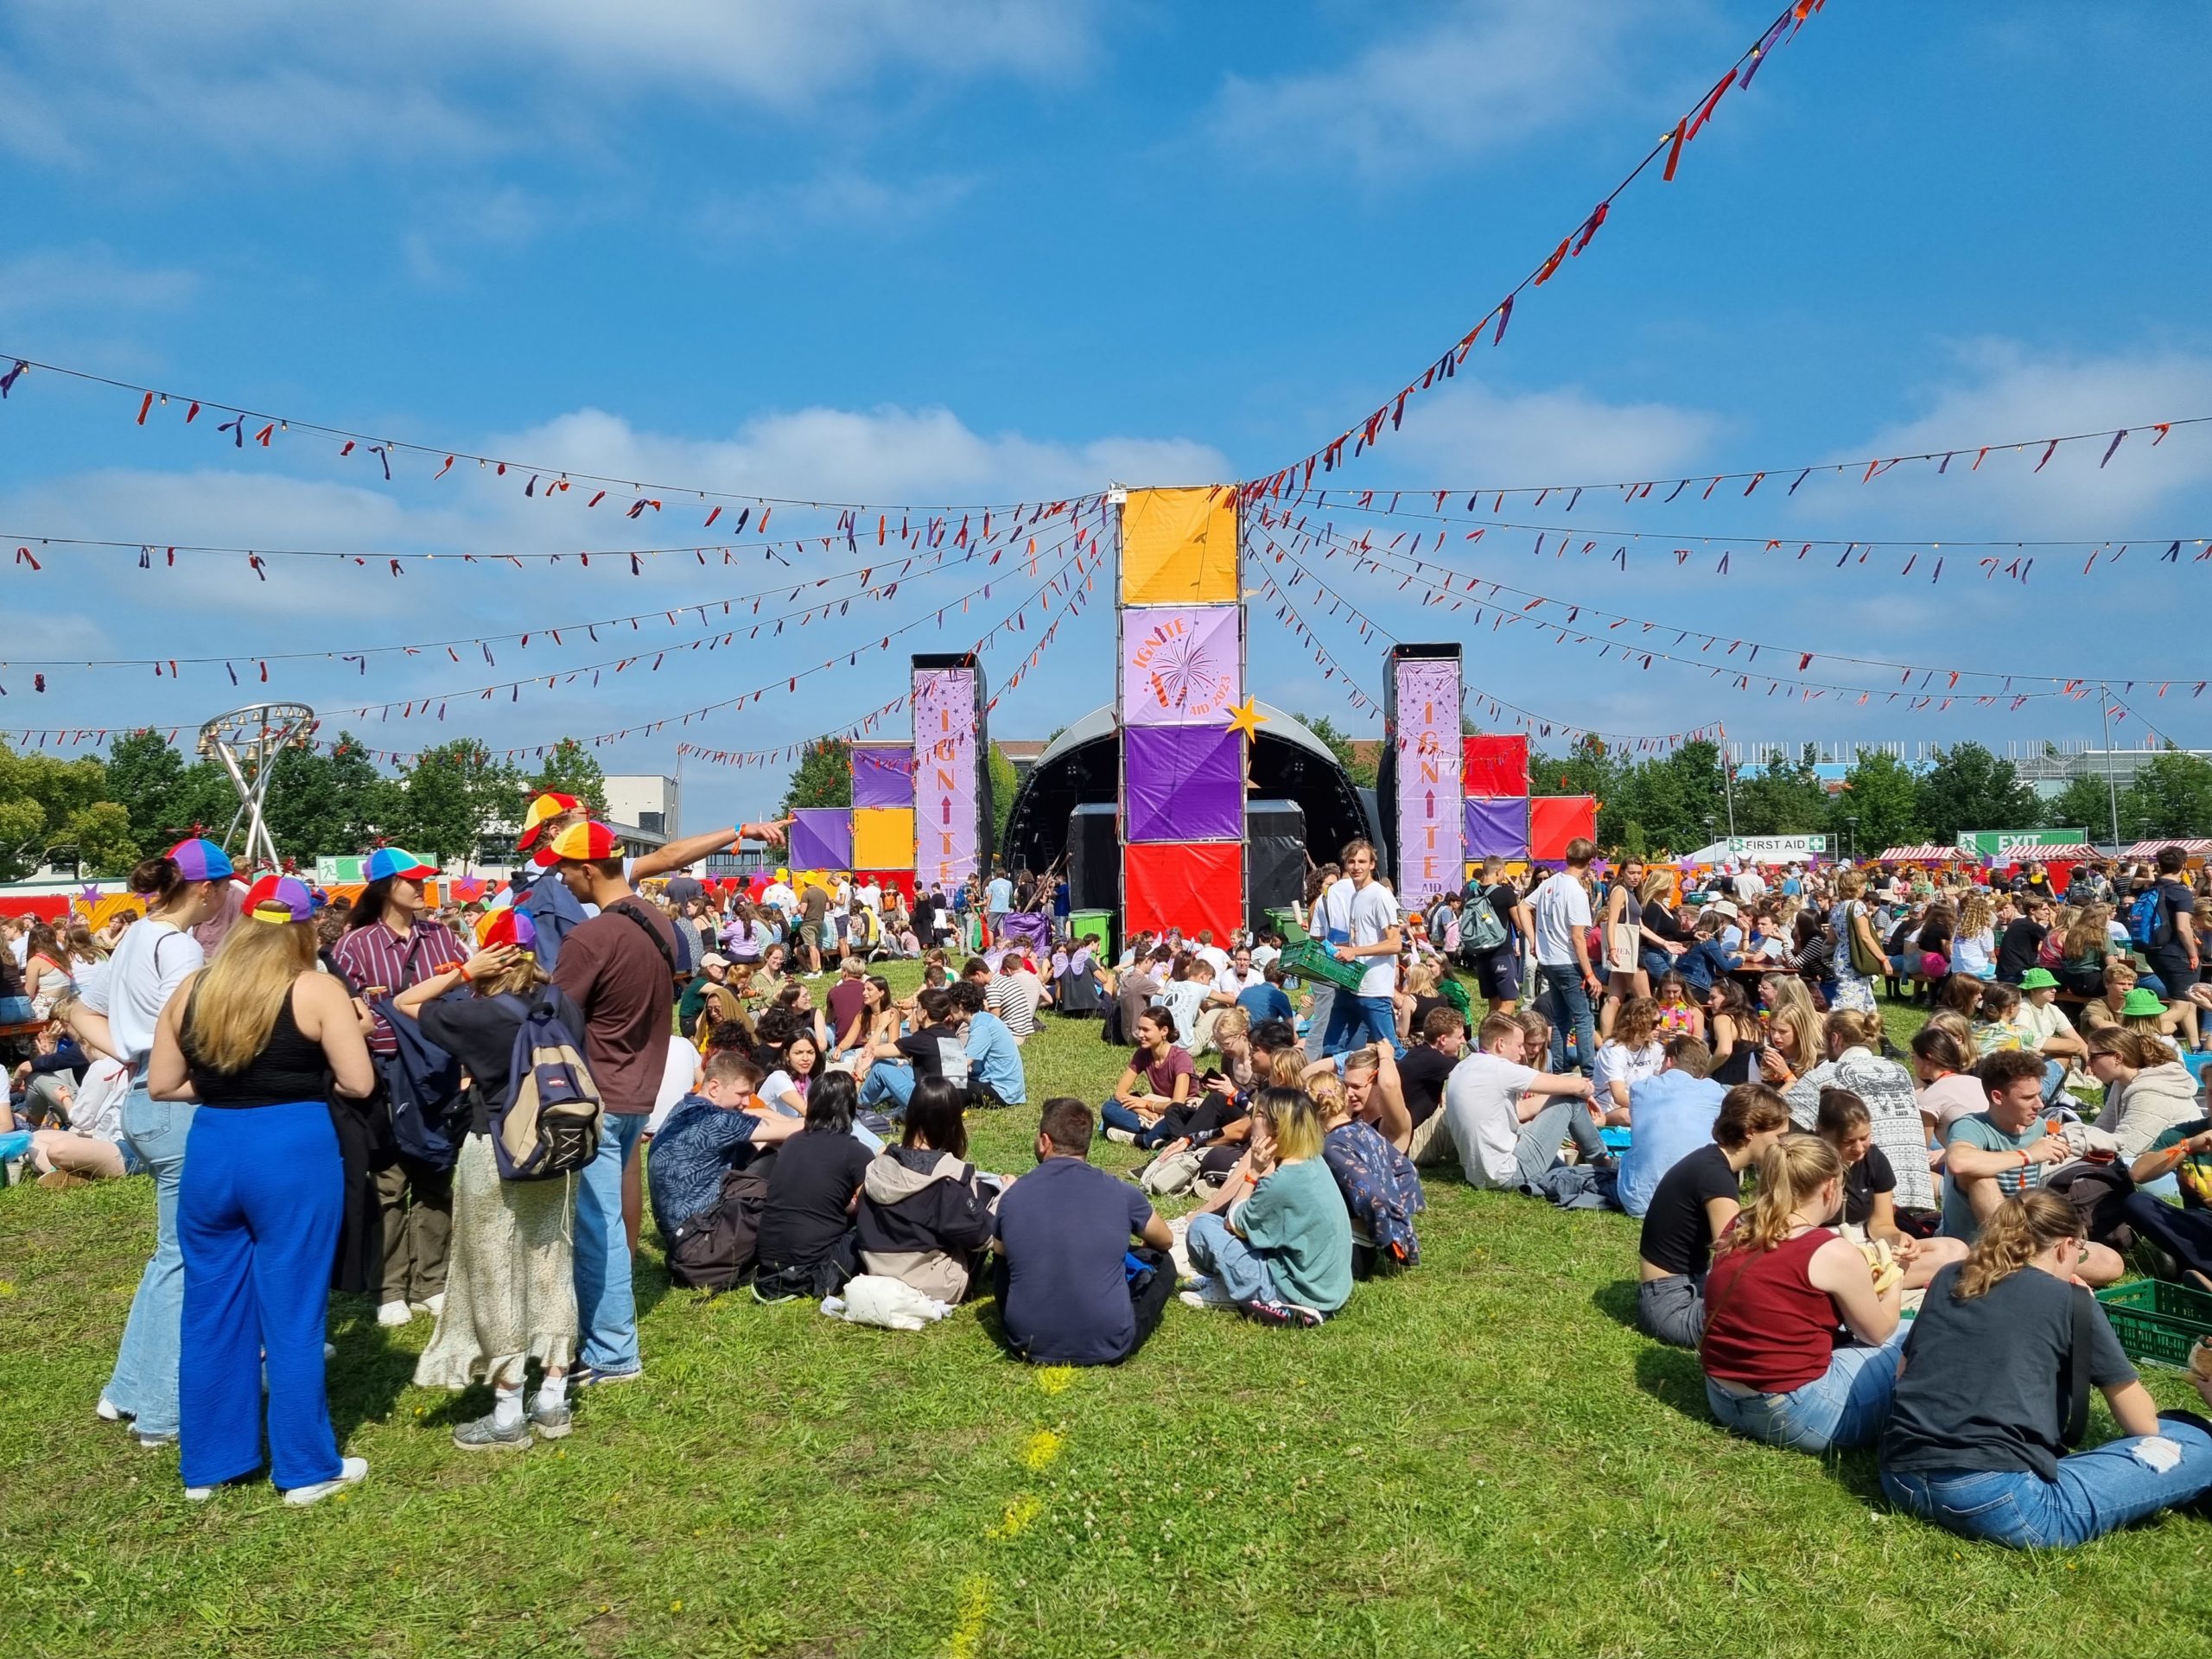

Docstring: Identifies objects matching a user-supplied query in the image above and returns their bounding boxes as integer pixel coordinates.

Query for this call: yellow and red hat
[542,820,623,862]
[474,907,538,951]
[517,791,582,850]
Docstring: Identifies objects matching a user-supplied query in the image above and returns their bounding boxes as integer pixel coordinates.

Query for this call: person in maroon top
[545,821,680,1386]
[329,848,469,1329]
[1700,1132,1906,1455]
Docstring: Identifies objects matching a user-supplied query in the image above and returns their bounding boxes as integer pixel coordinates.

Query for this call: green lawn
[5,969,2209,1659]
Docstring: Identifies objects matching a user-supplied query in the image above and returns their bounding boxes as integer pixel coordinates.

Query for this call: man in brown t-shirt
[546,821,679,1385]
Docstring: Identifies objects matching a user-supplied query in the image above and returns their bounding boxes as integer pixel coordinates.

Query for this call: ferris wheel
[195,702,320,873]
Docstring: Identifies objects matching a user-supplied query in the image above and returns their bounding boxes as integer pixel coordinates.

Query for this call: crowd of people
[9,811,2212,1548]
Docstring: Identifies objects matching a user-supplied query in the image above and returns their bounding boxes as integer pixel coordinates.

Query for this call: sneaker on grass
[1239,1299,1324,1329]
[374,1301,412,1327]
[1103,1127,1137,1146]
[529,1399,574,1440]
[283,1456,368,1507]
[570,1364,644,1389]
[452,1413,532,1453]
[1177,1276,1237,1310]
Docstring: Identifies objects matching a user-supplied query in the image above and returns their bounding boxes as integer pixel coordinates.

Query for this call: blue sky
[4,0,2210,832]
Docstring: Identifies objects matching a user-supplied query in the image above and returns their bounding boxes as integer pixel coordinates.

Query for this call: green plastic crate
[1263,906,1306,945]
[2095,1278,2212,1370]
[1278,938,1370,994]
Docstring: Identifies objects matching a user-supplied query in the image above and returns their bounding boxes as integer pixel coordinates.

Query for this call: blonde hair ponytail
[1721,1132,1841,1255]
[1957,1190,2082,1299]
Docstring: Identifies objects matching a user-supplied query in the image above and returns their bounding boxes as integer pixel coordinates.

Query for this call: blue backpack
[2126,887,2173,951]
[488,991,605,1181]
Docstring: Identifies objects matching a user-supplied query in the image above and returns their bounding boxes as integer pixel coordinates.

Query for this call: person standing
[147,876,377,1503]
[1531,837,1603,1075]
[985,866,1014,945]
[331,847,470,1329]
[2141,845,2202,1051]
[89,840,236,1448]
[1319,840,1403,1057]
[545,821,682,1387]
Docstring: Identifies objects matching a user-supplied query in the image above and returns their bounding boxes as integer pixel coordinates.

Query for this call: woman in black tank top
[148,880,375,1503]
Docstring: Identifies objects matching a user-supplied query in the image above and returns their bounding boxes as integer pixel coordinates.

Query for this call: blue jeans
[858,1061,916,1113]
[1301,985,1335,1059]
[0,994,33,1025]
[2040,1057,2069,1105]
[1706,1322,1910,1454]
[1881,1417,2212,1548]
[1320,990,1397,1058]
[1536,964,1597,1075]
[179,1101,342,1491]
[1185,1211,1279,1304]
[574,1112,649,1376]
[106,1084,196,1436]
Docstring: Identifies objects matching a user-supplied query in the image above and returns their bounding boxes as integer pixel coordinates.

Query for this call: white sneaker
[1103,1127,1137,1146]
[1178,1277,1236,1311]
[183,1485,216,1503]
[283,1456,368,1507]
[95,1396,125,1423]
[412,1293,445,1318]
[375,1301,412,1327]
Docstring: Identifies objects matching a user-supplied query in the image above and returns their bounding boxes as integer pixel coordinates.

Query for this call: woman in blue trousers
[148,876,378,1504]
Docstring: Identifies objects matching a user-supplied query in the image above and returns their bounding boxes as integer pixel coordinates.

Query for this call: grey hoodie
[855,1146,999,1303]
[2094,1060,2203,1160]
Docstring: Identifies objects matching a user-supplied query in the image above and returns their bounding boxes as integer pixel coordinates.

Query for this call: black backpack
[664,1152,776,1293]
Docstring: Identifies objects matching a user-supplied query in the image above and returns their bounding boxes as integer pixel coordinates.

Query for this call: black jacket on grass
[855,1146,998,1303]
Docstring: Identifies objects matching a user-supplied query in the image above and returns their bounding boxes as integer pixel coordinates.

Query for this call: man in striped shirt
[985,951,1048,1044]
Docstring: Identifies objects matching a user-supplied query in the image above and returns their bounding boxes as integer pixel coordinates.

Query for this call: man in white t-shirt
[1192,931,1231,979]
[1441,1010,1600,1189]
[1530,836,1603,1075]
[1318,839,1405,1057]
[1732,864,1767,905]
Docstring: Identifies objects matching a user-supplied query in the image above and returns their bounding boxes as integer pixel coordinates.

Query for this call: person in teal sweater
[1183,1088,1353,1325]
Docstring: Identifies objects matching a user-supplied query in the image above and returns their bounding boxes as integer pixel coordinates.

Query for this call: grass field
[6,966,2211,1659]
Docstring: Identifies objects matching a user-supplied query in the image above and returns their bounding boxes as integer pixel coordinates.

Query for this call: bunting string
[0,348,1098,521]
[1254,0,1833,486]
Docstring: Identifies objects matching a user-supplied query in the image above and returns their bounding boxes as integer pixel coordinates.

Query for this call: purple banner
[1121,606,1242,726]
[1125,724,1243,842]
[1464,796,1530,860]
[850,743,914,810]
[912,667,980,893]
[790,808,854,872]
[1393,658,1462,905]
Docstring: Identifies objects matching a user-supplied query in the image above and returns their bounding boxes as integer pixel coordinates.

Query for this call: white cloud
[1356,374,1721,487]
[1795,340,2212,533]
[1211,0,1712,176]
[1,2,1097,168]
[0,244,198,321]
[696,169,978,244]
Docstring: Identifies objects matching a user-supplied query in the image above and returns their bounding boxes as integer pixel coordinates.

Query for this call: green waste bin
[1070,909,1113,955]
[1263,906,1306,944]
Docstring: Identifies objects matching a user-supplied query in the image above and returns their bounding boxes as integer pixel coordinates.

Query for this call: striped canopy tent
[2010,842,2101,861]
[1876,845,1967,863]
[2122,838,2212,860]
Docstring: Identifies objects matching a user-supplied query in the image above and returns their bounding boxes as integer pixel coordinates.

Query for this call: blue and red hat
[165,837,235,883]
[365,847,441,883]
[240,874,315,924]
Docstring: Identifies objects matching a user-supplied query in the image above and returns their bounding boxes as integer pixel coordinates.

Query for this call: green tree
[987,741,1018,862]
[1295,714,1376,788]
[780,738,853,814]
[0,742,116,880]
[2118,750,2212,841]
[2048,772,2122,845]
[263,734,402,861]
[1732,743,1831,836]
[1914,742,2041,843]
[390,739,522,867]
[55,802,140,876]
[1827,749,1923,856]
[526,738,609,818]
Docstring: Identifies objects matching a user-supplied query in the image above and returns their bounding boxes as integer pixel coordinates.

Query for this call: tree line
[0,732,613,881]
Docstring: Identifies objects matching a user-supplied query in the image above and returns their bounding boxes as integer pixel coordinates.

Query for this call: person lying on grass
[1879,1188,2212,1549]
[1182,1086,1351,1327]
[1811,1087,1966,1291]
[1635,1083,1791,1349]
[1699,1132,1908,1456]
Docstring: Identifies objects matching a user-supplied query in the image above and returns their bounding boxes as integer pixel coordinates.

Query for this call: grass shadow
[325,1299,423,1444]
[1590,1279,1640,1330]
[1631,1343,1710,1424]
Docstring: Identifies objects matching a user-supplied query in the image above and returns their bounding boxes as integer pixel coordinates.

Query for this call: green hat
[2018,968,2059,990]
[2120,988,2167,1018]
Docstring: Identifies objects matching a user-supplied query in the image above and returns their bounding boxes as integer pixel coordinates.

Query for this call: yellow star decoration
[1224,697,1267,741]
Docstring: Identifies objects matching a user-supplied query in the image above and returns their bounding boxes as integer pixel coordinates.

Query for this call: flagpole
[1720,721,1738,844]
[2099,682,2121,849]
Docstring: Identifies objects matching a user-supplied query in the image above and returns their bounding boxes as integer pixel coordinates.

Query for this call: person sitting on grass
[1941,1050,2126,1285]
[1440,1011,1602,1192]
[992,1098,1176,1367]
[855,1077,1000,1304]
[2120,1114,2212,1289]
[1812,1087,1967,1290]
[946,978,1026,1109]
[1101,1008,1194,1147]
[2014,967,2090,1099]
[1613,1036,1724,1220]
[1592,995,1665,1126]
[1879,1189,2212,1548]
[857,986,969,1116]
[1635,1084,1792,1348]
[1317,1063,1425,1273]
[1783,1008,1936,1215]
[1699,1133,1908,1455]
[753,1072,874,1303]
[649,1051,804,1288]
[1182,1087,1352,1326]
[2085,1027,2201,1162]
[1396,1006,1466,1166]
